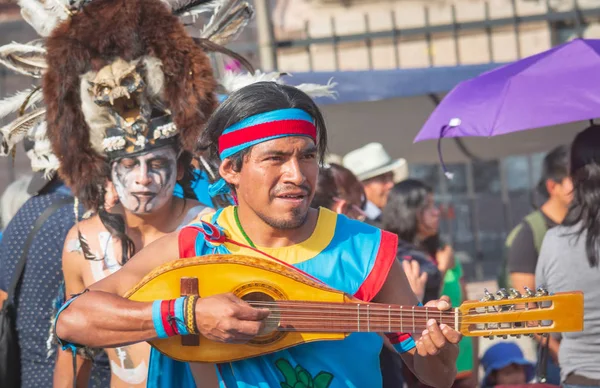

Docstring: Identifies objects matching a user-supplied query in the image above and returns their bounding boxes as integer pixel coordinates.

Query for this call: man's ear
[219,158,240,189]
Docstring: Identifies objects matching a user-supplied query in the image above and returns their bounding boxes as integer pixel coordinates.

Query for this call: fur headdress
[42,0,220,211]
[0,0,257,210]
[0,0,337,209]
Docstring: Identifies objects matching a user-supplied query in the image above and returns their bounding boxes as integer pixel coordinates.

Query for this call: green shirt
[441,260,474,373]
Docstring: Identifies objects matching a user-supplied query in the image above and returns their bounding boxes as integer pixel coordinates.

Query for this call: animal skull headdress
[0,0,257,210]
[0,0,337,210]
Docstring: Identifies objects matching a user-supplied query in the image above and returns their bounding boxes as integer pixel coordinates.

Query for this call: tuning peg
[508,288,522,299]
[481,289,494,302]
[536,287,549,296]
[495,288,510,300]
[501,335,508,339]
[484,335,495,340]
[523,286,535,297]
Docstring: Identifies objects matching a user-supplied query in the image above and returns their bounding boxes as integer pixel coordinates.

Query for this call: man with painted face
[53,82,461,388]
[53,135,211,387]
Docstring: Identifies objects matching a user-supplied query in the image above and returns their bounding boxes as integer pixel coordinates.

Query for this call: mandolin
[124,254,584,363]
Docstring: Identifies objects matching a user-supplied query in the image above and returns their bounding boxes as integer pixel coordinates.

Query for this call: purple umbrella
[414,38,600,143]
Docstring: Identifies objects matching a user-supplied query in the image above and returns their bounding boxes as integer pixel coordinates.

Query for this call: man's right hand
[195,293,271,343]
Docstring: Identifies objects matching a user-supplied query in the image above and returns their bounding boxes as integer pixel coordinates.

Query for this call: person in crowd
[502,145,571,293]
[423,235,479,388]
[343,142,408,226]
[481,343,535,388]
[311,162,368,221]
[382,179,449,303]
[501,145,571,385]
[53,82,462,388]
[0,137,111,387]
[536,125,600,388]
[382,178,477,387]
[311,163,429,388]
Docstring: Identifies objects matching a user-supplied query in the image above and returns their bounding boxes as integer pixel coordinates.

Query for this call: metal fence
[226,0,600,72]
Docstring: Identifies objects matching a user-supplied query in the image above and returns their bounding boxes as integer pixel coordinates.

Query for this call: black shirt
[507,210,556,275]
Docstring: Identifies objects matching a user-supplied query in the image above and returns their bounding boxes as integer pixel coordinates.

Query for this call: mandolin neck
[250,301,458,334]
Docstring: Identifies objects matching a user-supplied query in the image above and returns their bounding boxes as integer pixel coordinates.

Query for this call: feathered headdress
[0,0,337,209]
[0,0,257,210]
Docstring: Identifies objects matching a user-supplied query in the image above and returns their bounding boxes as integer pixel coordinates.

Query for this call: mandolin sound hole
[240,291,285,345]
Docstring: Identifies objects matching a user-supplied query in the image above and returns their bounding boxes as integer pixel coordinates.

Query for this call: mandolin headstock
[457,287,583,338]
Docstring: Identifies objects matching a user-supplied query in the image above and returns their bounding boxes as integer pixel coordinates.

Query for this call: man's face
[548,177,574,208]
[111,146,178,214]
[363,171,395,209]
[224,136,319,230]
[417,193,440,239]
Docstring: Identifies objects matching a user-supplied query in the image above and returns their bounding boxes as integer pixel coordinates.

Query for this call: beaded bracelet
[152,295,199,338]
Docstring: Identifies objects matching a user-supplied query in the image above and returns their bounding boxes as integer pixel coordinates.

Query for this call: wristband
[152,296,197,338]
[185,295,199,334]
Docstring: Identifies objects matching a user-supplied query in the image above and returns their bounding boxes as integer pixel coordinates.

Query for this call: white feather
[27,148,60,175]
[0,88,43,121]
[28,120,48,142]
[294,78,339,99]
[0,42,47,77]
[179,0,220,20]
[18,0,70,37]
[0,108,46,156]
[219,70,338,100]
[23,122,60,175]
[219,70,284,94]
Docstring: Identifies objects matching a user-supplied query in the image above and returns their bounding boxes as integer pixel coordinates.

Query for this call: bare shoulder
[62,214,106,254]
[65,214,105,238]
[88,231,181,295]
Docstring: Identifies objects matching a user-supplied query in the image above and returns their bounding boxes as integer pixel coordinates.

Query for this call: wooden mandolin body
[124,255,349,363]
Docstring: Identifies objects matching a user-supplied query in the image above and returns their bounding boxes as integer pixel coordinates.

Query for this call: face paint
[111,146,178,214]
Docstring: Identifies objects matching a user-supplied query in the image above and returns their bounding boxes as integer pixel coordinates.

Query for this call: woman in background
[311,163,427,388]
[311,163,367,221]
[382,179,477,388]
[536,125,600,388]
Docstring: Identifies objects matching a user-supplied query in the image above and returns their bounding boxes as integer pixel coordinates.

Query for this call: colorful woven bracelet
[152,296,194,339]
[184,295,199,335]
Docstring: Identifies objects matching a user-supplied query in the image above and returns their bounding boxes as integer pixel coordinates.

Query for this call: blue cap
[481,342,535,386]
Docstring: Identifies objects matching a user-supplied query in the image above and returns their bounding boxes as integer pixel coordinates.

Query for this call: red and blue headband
[218,108,317,160]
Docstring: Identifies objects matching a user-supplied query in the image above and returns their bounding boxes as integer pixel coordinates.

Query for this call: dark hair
[311,166,338,210]
[196,82,328,172]
[329,163,365,208]
[562,125,600,268]
[536,145,569,198]
[382,179,433,245]
[96,146,196,265]
[311,163,365,210]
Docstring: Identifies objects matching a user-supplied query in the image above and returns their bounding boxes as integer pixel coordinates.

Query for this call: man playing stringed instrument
[54,82,461,388]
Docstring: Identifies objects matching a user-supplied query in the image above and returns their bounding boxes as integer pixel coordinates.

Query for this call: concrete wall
[272,0,600,72]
